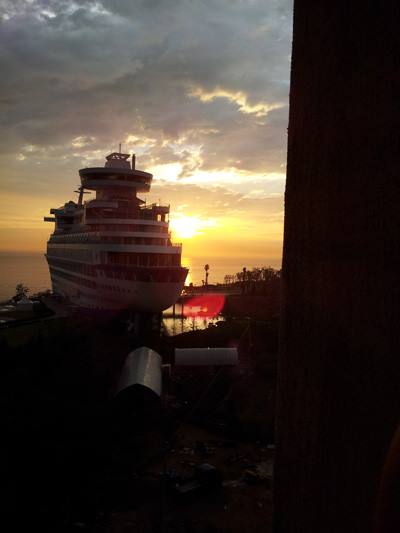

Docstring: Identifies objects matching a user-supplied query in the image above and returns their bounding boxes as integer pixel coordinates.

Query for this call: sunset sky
[0,0,293,272]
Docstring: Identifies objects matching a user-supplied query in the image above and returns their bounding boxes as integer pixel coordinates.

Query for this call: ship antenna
[74,186,90,206]
[119,142,122,153]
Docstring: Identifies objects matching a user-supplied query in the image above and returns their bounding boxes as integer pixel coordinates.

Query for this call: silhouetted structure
[204,263,210,286]
[275,3,400,533]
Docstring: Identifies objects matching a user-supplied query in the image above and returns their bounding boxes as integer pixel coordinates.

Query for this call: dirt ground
[98,423,274,533]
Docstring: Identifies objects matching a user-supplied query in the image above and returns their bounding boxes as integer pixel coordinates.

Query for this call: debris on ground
[244,461,273,485]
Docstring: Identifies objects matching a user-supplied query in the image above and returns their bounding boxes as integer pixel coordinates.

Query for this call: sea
[0,251,281,302]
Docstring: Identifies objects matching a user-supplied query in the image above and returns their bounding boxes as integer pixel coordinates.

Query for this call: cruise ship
[44,151,188,312]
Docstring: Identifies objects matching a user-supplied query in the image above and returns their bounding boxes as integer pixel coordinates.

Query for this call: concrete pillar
[275,2,400,532]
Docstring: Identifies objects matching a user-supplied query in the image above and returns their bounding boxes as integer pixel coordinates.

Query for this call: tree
[251,268,262,282]
[241,267,247,294]
[204,264,210,286]
[15,283,29,301]
[261,267,281,283]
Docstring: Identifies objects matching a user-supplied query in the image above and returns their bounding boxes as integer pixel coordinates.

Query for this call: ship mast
[74,186,90,206]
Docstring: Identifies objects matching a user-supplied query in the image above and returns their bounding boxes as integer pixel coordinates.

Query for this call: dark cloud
[0,0,292,173]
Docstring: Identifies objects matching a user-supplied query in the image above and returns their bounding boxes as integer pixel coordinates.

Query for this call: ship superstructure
[44,151,188,312]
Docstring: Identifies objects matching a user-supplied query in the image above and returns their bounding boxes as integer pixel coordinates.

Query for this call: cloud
[0,0,292,259]
[188,85,285,117]
[148,182,284,225]
[0,0,292,173]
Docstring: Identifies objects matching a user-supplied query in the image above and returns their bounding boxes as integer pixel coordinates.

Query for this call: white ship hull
[51,271,184,312]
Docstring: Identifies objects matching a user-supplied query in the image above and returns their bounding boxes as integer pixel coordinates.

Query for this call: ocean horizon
[0,251,281,302]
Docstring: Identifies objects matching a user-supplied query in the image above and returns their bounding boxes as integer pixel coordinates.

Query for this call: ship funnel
[132,154,136,169]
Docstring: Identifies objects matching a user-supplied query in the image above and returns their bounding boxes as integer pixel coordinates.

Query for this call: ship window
[138,253,148,266]
[149,254,158,266]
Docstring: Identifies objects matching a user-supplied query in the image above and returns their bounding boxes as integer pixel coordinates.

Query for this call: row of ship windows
[50,268,96,289]
[50,235,168,245]
[48,258,97,276]
[100,237,168,245]
[47,250,180,267]
[47,248,93,261]
[50,265,185,285]
[85,210,167,221]
[48,255,182,274]
[104,269,187,282]
[88,224,168,233]
[107,252,181,267]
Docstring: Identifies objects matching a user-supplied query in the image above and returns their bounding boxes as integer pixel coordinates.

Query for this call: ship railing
[88,212,161,221]
[49,231,101,243]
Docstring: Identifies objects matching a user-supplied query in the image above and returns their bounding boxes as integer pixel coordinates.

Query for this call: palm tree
[204,264,210,286]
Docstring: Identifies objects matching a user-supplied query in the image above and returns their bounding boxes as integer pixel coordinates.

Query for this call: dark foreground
[0,294,278,532]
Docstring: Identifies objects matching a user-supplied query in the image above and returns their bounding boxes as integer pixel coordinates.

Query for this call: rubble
[243,461,273,485]
[169,463,222,499]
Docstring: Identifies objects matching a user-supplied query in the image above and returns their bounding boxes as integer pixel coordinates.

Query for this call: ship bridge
[79,152,152,194]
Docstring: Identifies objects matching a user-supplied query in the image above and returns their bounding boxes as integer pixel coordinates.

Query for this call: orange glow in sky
[169,214,217,240]
[0,0,292,271]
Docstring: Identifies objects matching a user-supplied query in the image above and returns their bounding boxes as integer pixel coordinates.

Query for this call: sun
[170,215,203,239]
[170,214,215,239]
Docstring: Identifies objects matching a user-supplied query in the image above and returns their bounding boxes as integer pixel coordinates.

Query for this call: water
[163,302,224,335]
[0,252,280,301]
[0,252,51,302]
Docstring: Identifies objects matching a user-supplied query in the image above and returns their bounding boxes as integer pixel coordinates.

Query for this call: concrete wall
[275,2,400,532]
